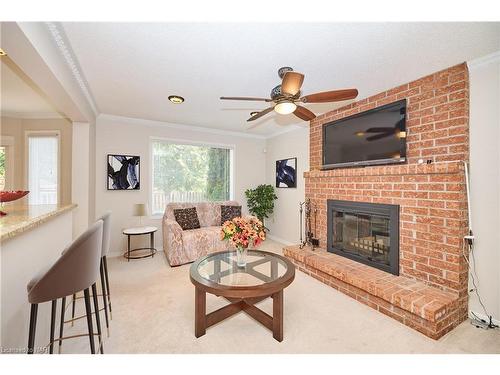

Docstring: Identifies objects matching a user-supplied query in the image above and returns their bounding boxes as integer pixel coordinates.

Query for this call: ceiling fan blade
[281,72,304,96]
[300,88,358,103]
[247,107,274,122]
[366,133,391,141]
[365,127,395,133]
[293,105,316,121]
[220,96,272,102]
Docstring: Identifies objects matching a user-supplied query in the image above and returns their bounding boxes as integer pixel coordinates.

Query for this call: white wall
[1,210,73,350]
[95,115,267,256]
[468,51,500,322]
[265,127,309,245]
[72,122,90,237]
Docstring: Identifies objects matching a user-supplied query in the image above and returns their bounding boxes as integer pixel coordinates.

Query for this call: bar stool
[66,212,112,340]
[98,212,112,331]
[27,220,104,354]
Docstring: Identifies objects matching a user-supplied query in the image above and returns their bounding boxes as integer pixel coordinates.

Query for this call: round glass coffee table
[190,249,295,342]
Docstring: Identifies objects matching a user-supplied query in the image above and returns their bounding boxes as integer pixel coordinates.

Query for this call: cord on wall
[462,161,498,330]
[462,239,498,329]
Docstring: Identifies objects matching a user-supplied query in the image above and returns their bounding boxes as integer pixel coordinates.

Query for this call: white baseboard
[469,310,500,327]
[266,234,296,246]
[107,251,125,258]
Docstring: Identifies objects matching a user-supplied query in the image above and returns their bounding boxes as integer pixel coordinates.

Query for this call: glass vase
[236,246,248,268]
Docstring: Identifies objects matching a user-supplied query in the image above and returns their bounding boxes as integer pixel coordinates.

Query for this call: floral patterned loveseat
[162,201,240,266]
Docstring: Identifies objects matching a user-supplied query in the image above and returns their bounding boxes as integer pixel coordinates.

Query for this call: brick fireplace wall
[300,63,470,334]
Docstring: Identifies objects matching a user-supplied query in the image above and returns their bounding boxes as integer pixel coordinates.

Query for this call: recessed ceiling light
[0,48,7,56]
[250,111,259,117]
[355,131,365,137]
[168,95,184,104]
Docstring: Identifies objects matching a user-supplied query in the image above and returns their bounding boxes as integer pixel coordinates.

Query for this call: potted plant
[244,184,278,228]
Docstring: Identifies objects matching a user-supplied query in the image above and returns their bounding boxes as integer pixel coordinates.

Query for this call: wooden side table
[122,226,158,261]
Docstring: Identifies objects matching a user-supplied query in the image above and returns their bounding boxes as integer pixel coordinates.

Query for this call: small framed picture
[276,157,297,188]
[107,154,140,190]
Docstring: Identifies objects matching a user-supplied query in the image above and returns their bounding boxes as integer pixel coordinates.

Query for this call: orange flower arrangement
[220,216,266,249]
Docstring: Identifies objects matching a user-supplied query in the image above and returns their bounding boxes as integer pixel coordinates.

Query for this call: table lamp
[133,203,148,226]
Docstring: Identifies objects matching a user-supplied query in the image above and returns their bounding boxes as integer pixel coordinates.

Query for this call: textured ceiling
[61,22,500,136]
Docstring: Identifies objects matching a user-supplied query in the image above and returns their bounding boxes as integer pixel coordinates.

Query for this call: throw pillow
[221,205,242,225]
[173,207,201,230]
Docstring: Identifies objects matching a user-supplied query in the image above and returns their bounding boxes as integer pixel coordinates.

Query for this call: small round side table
[122,226,158,261]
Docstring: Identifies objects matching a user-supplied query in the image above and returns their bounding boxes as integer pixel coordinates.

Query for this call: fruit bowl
[0,191,30,216]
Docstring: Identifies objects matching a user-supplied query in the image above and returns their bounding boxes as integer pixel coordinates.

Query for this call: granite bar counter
[0,204,77,242]
[1,203,77,352]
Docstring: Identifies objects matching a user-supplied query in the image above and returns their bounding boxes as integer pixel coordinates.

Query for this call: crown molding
[1,110,65,119]
[467,50,500,70]
[45,22,99,117]
[98,113,310,140]
[98,113,270,140]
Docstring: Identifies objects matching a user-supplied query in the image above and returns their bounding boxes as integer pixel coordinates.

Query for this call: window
[151,139,232,215]
[27,134,59,204]
[0,146,5,191]
[0,136,15,191]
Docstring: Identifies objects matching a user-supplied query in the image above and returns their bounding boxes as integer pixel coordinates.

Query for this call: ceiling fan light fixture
[168,95,185,104]
[274,100,297,115]
[0,48,6,56]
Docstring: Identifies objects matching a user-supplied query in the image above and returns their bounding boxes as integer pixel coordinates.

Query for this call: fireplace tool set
[299,199,319,250]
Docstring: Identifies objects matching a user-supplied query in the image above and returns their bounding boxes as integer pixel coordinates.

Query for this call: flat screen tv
[322,99,407,169]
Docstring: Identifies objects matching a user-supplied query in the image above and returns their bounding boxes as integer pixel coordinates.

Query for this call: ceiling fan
[220,66,358,122]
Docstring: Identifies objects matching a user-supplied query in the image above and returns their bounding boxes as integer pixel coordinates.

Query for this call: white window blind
[151,140,232,215]
[28,135,59,205]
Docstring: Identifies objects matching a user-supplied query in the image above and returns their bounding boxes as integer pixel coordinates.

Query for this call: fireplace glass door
[327,200,399,275]
[333,212,391,266]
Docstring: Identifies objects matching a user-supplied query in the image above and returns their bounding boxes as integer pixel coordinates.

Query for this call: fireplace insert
[327,200,399,275]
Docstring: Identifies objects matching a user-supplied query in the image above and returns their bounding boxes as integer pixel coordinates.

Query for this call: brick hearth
[284,245,460,339]
[285,63,470,339]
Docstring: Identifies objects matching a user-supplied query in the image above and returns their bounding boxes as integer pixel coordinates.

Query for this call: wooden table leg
[272,290,283,342]
[195,287,206,338]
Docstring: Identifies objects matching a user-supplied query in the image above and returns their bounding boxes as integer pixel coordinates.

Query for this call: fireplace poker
[311,205,319,249]
[305,198,314,248]
[299,201,306,249]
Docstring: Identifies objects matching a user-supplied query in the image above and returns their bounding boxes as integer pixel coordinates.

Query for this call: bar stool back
[67,212,113,348]
[97,212,112,331]
[27,220,103,354]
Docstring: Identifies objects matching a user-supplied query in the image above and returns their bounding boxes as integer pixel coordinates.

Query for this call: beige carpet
[60,240,500,354]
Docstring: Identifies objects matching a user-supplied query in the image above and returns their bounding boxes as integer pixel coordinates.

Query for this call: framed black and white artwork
[107,154,140,190]
[276,157,297,188]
